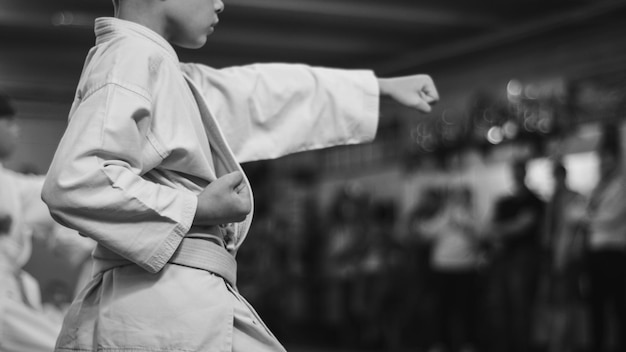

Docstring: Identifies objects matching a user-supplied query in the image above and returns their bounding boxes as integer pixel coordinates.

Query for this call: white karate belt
[168,236,237,287]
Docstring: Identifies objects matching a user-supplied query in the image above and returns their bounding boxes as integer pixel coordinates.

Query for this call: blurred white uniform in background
[0,165,95,352]
[0,101,95,352]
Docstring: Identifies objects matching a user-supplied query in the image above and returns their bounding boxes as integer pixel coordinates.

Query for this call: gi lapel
[183,75,254,254]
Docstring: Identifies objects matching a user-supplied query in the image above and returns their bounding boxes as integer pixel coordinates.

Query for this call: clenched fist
[194,171,252,226]
[378,74,439,113]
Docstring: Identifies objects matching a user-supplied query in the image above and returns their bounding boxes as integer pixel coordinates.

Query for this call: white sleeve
[42,83,197,273]
[181,63,380,163]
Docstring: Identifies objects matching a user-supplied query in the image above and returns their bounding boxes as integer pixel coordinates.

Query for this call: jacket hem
[56,347,200,352]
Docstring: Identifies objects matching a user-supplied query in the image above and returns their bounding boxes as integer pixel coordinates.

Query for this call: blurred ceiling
[1,0,626,119]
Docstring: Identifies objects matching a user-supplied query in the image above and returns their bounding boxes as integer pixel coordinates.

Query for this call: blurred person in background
[357,199,408,350]
[0,93,94,352]
[416,185,481,352]
[406,186,448,350]
[320,185,369,347]
[42,280,73,325]
[542,160,588,352]
[486,158,545,352]
[585,124,626,352]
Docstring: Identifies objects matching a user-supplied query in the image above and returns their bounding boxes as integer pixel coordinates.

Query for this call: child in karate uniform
[42,0,439,351]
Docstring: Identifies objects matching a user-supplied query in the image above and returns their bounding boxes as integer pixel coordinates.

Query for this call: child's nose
[215,0,225,14]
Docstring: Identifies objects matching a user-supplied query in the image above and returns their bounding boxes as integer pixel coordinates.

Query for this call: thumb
[221,171,244,189]
[229,171,248,194]
[414,98,432,113]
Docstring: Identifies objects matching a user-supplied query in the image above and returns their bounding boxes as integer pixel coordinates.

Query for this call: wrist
[193,197,214,226]
[377,78,392,97]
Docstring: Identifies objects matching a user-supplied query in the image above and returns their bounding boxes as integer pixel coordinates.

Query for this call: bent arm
[42,84,197,273]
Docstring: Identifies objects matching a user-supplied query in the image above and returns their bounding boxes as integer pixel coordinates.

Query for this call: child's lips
[208,21,218,33]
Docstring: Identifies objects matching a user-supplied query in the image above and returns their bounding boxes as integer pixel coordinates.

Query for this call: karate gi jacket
[42,17,379,351]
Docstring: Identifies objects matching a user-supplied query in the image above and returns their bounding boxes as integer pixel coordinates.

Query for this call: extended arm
[182,63,438,163]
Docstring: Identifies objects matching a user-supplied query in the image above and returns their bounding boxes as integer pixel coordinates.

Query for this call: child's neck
[115,2,167,40]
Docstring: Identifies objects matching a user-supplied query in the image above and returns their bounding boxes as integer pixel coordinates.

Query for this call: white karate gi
[42,17,379,352]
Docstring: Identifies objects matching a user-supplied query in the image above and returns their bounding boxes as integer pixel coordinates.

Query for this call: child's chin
[179,38,208,50]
